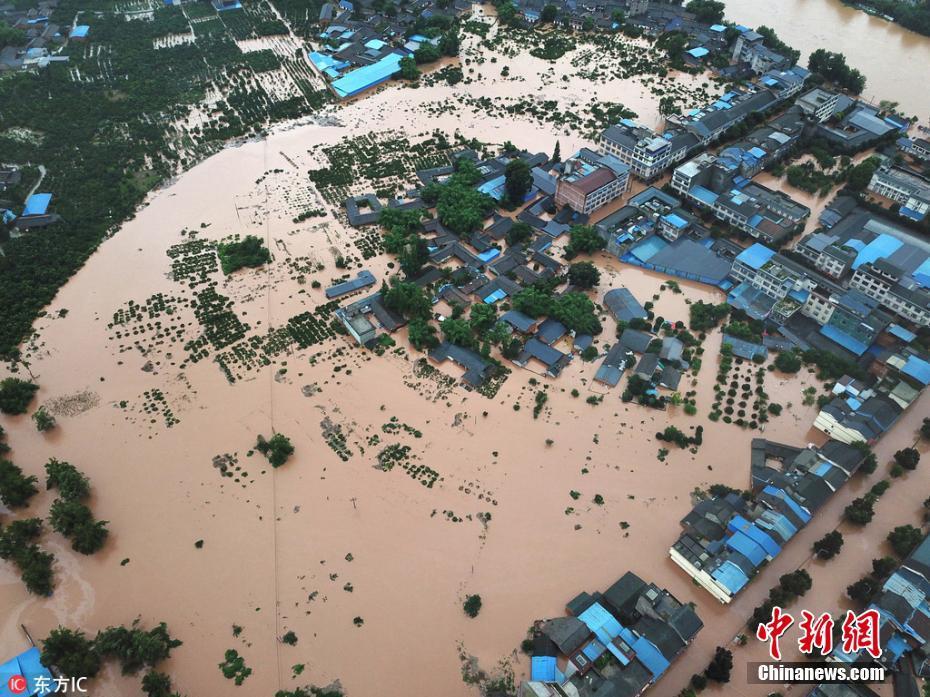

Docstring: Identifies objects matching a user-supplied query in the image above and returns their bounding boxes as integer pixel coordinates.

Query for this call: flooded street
[0,8,928,697]
[725,0,930,119]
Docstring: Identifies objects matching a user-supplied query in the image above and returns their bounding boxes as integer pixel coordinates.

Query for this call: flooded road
[725,0,930,119]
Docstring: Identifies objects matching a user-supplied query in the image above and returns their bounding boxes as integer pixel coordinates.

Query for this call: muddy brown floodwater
[1,15,928,697]
[725,0,930,119]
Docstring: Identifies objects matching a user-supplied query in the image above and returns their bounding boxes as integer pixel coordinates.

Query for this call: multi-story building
[599,120,698,181]
[851,261,930,326]
[796,88,839,123]
[671,153,810,244]
[900,136,930,162]
[868,164,930,220]
[554,148,630,215]
[793,207,930,327]
[795,231,858,280]
[730,28,787,74]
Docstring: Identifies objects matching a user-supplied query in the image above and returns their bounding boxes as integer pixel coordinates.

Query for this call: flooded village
[1,0,930,697]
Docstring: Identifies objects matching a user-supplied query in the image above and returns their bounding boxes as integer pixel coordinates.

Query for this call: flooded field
[1,14,928,697]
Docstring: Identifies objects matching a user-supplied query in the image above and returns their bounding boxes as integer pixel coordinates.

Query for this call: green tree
[399,55,419,80]
[49,498,109,554]
[95,622,182,675]
[813,531,844,559]
[216,235,271,275]
[808,49,866,93]
[438,31,460,56]
[504,159,533,204]
[413,43,441,64]
[564,225,605,259]
[463,594,482,617]
[441,318,475,348]
[704,646,733,683]
[567,262,600,289]
[256,433,294,468]
[0,377,38,414]
[888,525,923,557]
[845,495,876,525]
[407,318,439,351]
[397,236,429,278]
[45,459,91,501]
[141,670,173,697]
[0,459,39,508]
[540,3,558,22]
[847,157,880,191]
[41,628,102,678]
[382,281,432,319]
[513,286,553,318]
[847,576,877,604]
[894,447,920,471]
[32,406,56,432]
[773,350,801,373]
[553,292,602,335]
[685,0,725,23]
[505,221,533,246]
[469,303,498,333]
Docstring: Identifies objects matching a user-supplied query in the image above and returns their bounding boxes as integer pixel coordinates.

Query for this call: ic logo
[7,674,27,694]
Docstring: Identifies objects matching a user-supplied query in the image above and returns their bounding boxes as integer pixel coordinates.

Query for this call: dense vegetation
[0,0,329,356]
[45,458,109,554]
[807,49,866,94]
[256,432,295,467]
[0,377,38,414]
[217,235,272,275]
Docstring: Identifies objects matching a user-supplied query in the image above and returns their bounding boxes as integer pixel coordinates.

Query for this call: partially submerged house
[522,572,702,697]
[670,439,866,603]
[428,341,493,387]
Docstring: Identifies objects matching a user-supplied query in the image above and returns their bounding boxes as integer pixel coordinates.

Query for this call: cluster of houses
[0,0,88,73]
[669,315,927,606]
[520,572,702,697]
[828,531,930,681]
[337,147,625,381]
[306,0,469,99]
[670,439,868,603]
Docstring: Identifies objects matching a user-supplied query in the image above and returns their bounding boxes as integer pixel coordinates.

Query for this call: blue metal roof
[0,647,54,697]
[902,355,930,386]
[71,24,89,38]
[578,602,623,646]
[483,288,507,304]
[851,233,903,270]
[582,639,607,662]
[734,242,775,270]
[686,47,709,58]
[762,485,811,523]
[331,53,402,98]
[725,530,766,567]
[23,193,51,217]
[477,248,500,263]
[691,185,719,206]
[820,324,869,357]
[531,656,558,682]
[711,561,749,595]
[888,324,916,343]
[728,516,782,558]
[631,635,670,679]
[663,213,688,229]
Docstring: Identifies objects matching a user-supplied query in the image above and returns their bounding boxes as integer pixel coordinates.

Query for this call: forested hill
[0,0,330,356]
